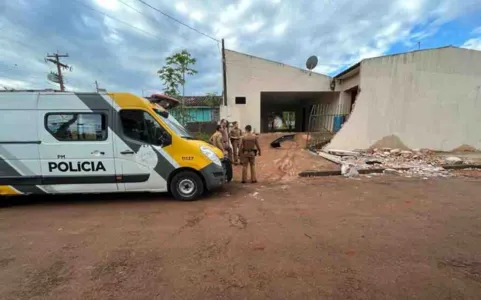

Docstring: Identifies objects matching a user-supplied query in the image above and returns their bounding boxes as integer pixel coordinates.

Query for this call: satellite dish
[306,55,318,70]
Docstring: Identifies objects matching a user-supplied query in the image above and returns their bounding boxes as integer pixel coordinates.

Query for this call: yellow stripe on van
[108,93,150,109]
[0,186,21,196]
[164,141,212,170]
[107,93,213,171]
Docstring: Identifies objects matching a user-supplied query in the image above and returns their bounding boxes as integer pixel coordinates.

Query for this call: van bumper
[200,159,232,191]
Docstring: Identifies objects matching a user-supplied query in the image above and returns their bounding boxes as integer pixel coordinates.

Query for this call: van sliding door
[37,94,118,194]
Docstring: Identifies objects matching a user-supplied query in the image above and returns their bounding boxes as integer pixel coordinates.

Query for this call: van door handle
[91,150,105,155]
[120,150,135,155]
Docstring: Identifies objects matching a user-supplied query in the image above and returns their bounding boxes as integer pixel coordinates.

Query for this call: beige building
[220,49,339,133]
[221,46,481,151]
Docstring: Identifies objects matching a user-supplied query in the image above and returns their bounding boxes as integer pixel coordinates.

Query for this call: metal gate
[305,104,343,150]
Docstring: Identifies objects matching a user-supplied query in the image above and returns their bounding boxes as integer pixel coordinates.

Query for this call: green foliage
[158,49,197,97]
[204,92,220,108]
[158,66,181,97]
[158,49,198,125]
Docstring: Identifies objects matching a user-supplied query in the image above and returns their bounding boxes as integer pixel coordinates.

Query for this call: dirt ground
[232,133,338,182]
[1,136,481,299]
[1,175,481,299]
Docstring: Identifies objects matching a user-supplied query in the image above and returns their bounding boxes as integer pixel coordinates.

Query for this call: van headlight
[200,146,222,167]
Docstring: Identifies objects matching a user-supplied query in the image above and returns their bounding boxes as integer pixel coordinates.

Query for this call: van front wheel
[170,171,204,201]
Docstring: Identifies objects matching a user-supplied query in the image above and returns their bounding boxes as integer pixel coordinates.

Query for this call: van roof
[0,90,167,112]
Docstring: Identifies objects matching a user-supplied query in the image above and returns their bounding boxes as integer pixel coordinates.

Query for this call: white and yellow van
[0,91,232,201]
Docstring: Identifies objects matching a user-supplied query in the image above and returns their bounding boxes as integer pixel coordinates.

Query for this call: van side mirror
[159,132,171,146]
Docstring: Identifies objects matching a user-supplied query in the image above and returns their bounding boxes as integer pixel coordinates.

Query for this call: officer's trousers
[231,139,240,163]
[241,155,257,183]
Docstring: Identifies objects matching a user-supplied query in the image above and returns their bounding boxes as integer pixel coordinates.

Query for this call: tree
[204,92,220,107]
[158,49,198,125]
[158,49,197,97]
[158,65,181,97]
[204,92,220,122]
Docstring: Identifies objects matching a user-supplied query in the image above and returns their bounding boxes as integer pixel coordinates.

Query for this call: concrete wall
[326,47,481,151]
[337,73,360,115]
[221,50,332,132]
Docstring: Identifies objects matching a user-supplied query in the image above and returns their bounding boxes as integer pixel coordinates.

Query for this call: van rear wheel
[170,171,204,201]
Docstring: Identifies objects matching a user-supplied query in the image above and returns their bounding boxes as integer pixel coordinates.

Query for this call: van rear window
[45,113,107,141]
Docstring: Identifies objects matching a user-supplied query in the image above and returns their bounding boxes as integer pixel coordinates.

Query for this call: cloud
[472,26,481,35]
[273,21,288,36]
[1,0,481,95]
[462,38,481,51]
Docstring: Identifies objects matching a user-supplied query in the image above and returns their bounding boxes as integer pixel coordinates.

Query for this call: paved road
[1,175,481,299]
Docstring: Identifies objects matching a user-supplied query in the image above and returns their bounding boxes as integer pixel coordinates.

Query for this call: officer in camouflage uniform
[239,125,261,183]
[229,121,242,165]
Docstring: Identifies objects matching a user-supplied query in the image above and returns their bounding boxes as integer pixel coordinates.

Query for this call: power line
[70,0,175,44]
[116,0,148,18]
[134,0,219,42]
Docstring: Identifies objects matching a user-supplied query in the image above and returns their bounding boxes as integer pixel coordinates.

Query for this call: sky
[1,0,481,96]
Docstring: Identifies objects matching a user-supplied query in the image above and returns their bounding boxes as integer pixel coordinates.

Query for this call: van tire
[170,171,204,201]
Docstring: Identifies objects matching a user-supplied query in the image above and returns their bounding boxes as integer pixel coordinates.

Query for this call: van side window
[119,110,169,146]
[45,113,107,141]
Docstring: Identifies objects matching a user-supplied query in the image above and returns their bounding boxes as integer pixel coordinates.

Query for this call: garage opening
[260,91,340,133]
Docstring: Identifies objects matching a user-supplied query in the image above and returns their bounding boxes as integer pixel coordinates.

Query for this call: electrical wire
[217,41,222,56]
[134,0,219,42]
[116,0,145,16]
[71,0,175,44]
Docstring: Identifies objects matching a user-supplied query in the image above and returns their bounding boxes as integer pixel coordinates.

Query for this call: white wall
[337,72,360,115]
[221,50,332,132]
[326,47,481,151]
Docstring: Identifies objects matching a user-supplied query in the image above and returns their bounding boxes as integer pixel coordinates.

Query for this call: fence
[306,103,348,150]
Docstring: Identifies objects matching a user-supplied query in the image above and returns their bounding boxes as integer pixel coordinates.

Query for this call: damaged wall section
[326,46,481,151]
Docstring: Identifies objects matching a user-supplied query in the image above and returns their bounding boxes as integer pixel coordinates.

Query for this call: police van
[0,90,231,201]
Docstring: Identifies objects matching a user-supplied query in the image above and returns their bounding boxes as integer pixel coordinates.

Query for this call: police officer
[220,119,233,161]
[239,125,261,183]
[229,121,242,165]
[209,125,226,155]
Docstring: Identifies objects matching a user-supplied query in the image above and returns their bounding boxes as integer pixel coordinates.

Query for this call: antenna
[305,55,318,76]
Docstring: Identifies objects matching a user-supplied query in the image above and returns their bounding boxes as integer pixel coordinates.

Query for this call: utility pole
[45,52,71,91]
[221,39,228,106]
[95,80,99,92]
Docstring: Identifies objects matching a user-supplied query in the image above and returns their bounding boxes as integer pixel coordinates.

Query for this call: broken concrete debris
[327,149,359,157]
[390,148,401,155]
[319,148,472,178]
[445,156,463,165]
[341,164,359,177]
[383,168,399,175]
[365,159,382,165]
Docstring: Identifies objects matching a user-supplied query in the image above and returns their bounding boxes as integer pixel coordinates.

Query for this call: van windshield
[154,109,194,139]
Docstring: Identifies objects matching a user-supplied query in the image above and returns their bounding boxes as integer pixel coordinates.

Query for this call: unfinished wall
[221,50,332,132]
[337,72,360,115]
[326,47,481,151]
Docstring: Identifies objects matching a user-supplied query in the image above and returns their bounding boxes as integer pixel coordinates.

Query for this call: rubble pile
[324,148,473,178]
